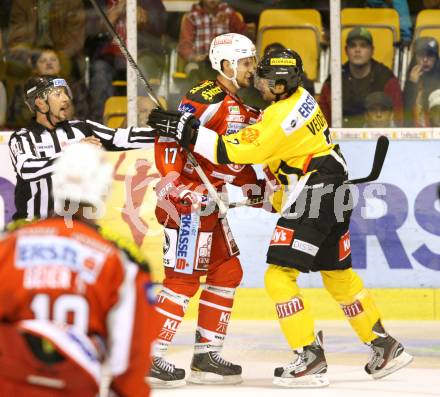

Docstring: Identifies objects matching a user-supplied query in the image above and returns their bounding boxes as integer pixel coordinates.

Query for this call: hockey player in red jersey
[0,143,158,397]
[149,33,268,387]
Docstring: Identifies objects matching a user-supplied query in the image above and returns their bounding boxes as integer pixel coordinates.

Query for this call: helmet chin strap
[36,101,57,129]
[219,63,240,89]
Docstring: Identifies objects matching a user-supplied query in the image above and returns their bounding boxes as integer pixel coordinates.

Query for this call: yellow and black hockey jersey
[193,87,347,212]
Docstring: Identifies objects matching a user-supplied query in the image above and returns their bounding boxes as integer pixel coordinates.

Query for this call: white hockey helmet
[209,33,256,87]
[52,143,113,214]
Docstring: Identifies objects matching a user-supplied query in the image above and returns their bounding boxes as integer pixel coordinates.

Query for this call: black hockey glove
[148,108,200,148]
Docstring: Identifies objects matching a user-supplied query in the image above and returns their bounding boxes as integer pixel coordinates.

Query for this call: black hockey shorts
[267,174,353,273]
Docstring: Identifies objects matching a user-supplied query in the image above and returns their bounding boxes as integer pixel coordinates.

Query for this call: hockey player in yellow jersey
[148,49,413,388]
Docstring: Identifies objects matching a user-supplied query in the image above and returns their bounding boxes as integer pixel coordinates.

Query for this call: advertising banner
[1,132,439,287]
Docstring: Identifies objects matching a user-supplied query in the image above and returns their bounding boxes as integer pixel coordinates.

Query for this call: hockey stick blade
[345,136,389,185]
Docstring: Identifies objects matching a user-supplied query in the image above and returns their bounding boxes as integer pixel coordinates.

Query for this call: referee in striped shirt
[8,75,156,220]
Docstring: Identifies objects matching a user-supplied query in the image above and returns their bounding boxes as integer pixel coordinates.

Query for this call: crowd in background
[0,0,440,130]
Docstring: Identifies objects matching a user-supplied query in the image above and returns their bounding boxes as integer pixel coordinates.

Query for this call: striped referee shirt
[8,119,156,220]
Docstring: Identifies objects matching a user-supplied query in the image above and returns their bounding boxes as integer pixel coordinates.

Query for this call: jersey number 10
[30,293,90,333]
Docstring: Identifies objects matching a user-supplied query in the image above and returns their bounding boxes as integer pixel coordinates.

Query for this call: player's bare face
[346,39,373,66]
[46,88,72,122]
[236,57,257,88]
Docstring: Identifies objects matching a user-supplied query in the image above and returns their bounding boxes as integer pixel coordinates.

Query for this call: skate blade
[147,376,187,389]
[371,351,414,380]
[273,373,329,388]
[188,370,243,385]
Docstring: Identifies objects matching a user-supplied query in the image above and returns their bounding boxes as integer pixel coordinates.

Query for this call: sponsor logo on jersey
[202,86,223,102]
[178,102,196,114]
[17,235,105,283]
[341,300,364,318]
[194,232,212,271]
[216,311,231,334]
[270,58,296,66]
[189,80,213,94]
[291,238,319,256]
[276,296,304,318]
[298,93,317,119]
[228,105,240,114]
[339,231,351,261]
[175,213,199,274]
[240,127,260,144]
[225,114,245,122]
[226,122,247,135]
[270,225,294,246]
[159,318,180,341]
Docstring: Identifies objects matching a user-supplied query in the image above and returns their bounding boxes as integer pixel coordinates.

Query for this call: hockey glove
[156,175,208,215]
[148,108,200,148]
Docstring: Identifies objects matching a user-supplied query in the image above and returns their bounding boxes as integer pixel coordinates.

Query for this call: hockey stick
[88,0,228,215]
[227,136,389,209]
[344,135,389,185]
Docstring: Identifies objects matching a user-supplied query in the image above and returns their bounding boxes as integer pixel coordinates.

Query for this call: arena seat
[341,8,400,75]
[103,96,127,128]
[414,9,440,45]
[257,9,322,82]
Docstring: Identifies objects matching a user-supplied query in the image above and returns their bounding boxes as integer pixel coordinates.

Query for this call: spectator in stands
[31,46,89,120]
[88,0,167,123]
[178,0,255,83]
[365,0,412,44]
[404,36,440,126]
[5,0,86,129]
[363,91,395,127]
[319,27,404,127]
[427,88,440,126]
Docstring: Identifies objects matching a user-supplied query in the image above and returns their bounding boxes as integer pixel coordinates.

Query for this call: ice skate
[147,356,186,388]
[188,346,242,385]
[365,320,413,379]
[273,331,329,388]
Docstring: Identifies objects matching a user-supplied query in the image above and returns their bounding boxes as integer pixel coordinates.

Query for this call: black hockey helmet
[24,75,72,112]
[256,49,303,94]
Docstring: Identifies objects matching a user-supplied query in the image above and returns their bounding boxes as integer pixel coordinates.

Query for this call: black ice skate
[365,320,413,379]
[273,331,329,388]
[147,356,186,388]
[188,347,243,385]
